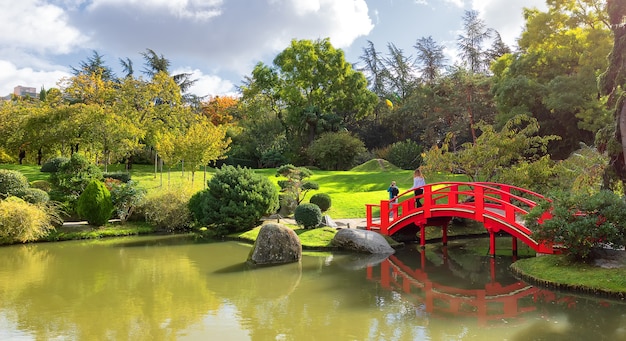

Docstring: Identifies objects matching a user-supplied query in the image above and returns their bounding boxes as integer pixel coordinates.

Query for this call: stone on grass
[247,223,302,266]
[331,228,395,254]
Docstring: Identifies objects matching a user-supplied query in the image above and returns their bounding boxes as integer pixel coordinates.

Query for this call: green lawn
[3,161,467,219]
[512,255,626,295]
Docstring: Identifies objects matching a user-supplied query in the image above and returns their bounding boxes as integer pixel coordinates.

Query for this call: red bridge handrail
[365,181,555,254]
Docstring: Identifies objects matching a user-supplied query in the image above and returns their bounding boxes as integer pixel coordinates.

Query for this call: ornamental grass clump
[0,197,55,244]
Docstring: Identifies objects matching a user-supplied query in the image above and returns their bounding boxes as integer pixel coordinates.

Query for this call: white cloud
[87,0,224,21]
[175,68,237,98]
[68,0,373,74]
[472,0,548,47]
[444,0,464,8]
[0,60,70,96]
[0,0,87,54]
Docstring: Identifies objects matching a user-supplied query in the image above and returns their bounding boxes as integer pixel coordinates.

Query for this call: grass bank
[511,255,626,298]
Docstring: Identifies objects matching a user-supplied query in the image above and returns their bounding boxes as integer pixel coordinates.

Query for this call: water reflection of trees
[2,238,626,340]
[0,238,220,340]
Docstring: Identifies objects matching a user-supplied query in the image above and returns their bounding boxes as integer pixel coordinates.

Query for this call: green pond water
[0,235,625,340]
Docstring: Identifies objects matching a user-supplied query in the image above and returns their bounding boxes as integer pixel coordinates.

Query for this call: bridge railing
[366,182,551,236]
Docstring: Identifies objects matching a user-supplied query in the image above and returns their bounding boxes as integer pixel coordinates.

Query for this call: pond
[0,235,625,340]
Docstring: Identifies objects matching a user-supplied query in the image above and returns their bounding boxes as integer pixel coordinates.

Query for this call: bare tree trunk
[154,151,158,179]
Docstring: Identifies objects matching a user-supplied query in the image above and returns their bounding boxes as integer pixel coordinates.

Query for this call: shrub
[0,197,55,244]
[277,192,298,217]
[0,169,30,199]
[307,131,366,170]
[189,165,279,235]
[276,164,319,208]
[141,188,193,232]
[104,172,131,183]
[20,188,49,204]
[0,148,14,164]
[386,139,423,170]
[76,180,114,226]
[30,180,52,192]
[310,193,331,212]
[40,157,69,173]
[526,190,626,261]
[50,154,103,200]
[105,179,145,223]
[294,203,322,229]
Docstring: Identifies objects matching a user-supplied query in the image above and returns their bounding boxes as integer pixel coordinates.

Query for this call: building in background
[14,85,37,98]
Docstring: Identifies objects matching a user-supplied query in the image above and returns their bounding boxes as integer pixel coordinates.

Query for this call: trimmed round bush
[20,188,50,204]
[0,169,30,199]
[30,180,52,192]
[294,203,322,229]
[309,193,331,212]
[139,188,191,232]
[0,197,54,244]
[76,180,113,226]
[40,157,69,173]
[189,165,279,235]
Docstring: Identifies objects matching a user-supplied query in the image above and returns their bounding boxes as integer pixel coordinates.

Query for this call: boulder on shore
[247,223,302,266]
[331,228,395,254]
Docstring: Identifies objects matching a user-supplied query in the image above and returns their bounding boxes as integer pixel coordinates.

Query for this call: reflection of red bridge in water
[368,252,575,326]
[365,182,557,255]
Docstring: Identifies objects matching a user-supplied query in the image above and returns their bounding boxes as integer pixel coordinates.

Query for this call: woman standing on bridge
[413,168,425,208]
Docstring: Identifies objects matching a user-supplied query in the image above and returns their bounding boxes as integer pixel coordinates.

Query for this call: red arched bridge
[365,182,556,255]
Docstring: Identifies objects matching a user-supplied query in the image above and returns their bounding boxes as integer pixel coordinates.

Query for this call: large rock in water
[247,223,302,266]
[331,228,395,254]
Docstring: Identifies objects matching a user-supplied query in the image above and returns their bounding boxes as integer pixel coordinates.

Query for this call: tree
[200,96,239,126]
[492,0,612,158]
[141,48,197,98]
[383,43,417,100]
[174,116,231,186]
[241,38,377,162]
[599,0,626,192]
[276,164,319,205]
[414,36,447,83]
[422,115,559,183]
[457,10,492,74]
[307,131,366,170]
[71,50,115,82]
[359,40,388,97]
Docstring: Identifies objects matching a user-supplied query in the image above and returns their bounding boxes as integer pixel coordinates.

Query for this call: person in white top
[412,168,425,208]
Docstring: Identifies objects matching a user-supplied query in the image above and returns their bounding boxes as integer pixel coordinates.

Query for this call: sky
[0,0,548,99]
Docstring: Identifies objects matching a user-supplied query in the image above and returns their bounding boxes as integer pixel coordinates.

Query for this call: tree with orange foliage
[200,96,239,126]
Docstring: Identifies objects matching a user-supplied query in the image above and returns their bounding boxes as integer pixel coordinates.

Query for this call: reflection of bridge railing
[365,182,556,255]
[367,253,563,326]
